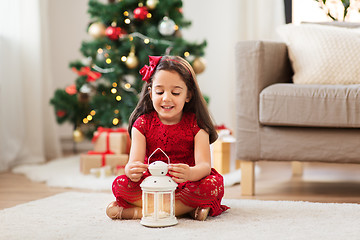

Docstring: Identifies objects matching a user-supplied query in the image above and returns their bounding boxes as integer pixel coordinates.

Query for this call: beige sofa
[235,40,360,196]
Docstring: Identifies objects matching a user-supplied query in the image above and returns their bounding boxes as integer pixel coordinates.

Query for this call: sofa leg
[291,161,303,177]
[240,160,255,196]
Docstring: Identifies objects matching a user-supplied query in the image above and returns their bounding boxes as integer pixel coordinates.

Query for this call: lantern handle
[147,148,170,164]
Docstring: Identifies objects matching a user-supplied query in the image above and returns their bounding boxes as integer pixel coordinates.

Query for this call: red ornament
[65,84,77,95]
[133,6,149,20]
[56,110,66,118]
[105,26,125,40]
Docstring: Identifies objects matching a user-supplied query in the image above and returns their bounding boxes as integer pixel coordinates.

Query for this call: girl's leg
[174,171,226,220]
[174,200,210,221]
[107,199,209,220]
[174,200,194,216]
[107,175,144,220]
[112,175,143,207]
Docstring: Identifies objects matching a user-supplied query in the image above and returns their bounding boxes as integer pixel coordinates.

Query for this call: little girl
[106,55,229,221]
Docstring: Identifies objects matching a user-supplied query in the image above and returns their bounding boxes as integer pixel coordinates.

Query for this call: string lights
[92,30,185,75]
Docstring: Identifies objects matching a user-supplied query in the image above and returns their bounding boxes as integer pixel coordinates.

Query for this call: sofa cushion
[259,83,360,128]
[277,24,360,85]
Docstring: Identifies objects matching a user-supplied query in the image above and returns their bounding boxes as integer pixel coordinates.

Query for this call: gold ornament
[125,46,139,69]
[146,0,159,9]
[192,57,206,74]
[88,22,106,39]
[73,128,84,142]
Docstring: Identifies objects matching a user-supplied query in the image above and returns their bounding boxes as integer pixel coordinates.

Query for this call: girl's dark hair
[128,56,218,144]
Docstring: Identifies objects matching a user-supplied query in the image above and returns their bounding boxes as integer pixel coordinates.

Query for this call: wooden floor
[1,161,359,210]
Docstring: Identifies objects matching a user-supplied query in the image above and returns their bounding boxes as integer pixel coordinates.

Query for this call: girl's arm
[125,127,148,182]
[169,129,211,183]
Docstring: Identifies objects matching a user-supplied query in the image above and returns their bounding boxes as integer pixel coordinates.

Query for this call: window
[292,0,360,24]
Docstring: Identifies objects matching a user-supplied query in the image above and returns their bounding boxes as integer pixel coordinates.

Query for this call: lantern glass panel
[157,192,172,219]
[143,192,154,218]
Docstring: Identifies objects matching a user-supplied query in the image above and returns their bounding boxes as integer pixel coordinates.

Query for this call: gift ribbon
[72,66,102,82]
[215,124,232,135]
[215,124,227,130]
[87,151,111,166]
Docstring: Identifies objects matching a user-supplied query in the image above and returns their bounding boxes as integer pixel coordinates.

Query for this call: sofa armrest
[235,41,292,160]
[235,40,292,93]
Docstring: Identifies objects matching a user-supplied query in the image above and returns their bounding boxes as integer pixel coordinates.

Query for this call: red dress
[111,111,229,216]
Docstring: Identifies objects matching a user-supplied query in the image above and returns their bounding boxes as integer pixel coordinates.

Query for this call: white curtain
[238,0,285,40]
[0,0,61,172]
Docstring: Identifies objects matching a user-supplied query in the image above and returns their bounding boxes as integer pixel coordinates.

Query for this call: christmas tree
[50,0,207,141]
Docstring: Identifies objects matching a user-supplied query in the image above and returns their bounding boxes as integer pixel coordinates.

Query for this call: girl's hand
[168,164,191,183]
[126,161,148,182]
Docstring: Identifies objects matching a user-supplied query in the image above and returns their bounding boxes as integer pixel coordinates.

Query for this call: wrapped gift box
[92,127,130,154]
[80,153,129,175]
[212,128,239,175]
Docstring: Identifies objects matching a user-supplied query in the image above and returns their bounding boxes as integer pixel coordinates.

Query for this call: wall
[182,0,241,130]
[48,0,89,140]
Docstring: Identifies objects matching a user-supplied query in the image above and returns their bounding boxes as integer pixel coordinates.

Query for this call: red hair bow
[139,56,162,83]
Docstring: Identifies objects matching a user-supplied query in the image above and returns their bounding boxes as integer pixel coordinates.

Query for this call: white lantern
[140,148,178,227]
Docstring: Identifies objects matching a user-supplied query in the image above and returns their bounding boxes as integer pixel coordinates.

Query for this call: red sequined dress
[111,111,229,216]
